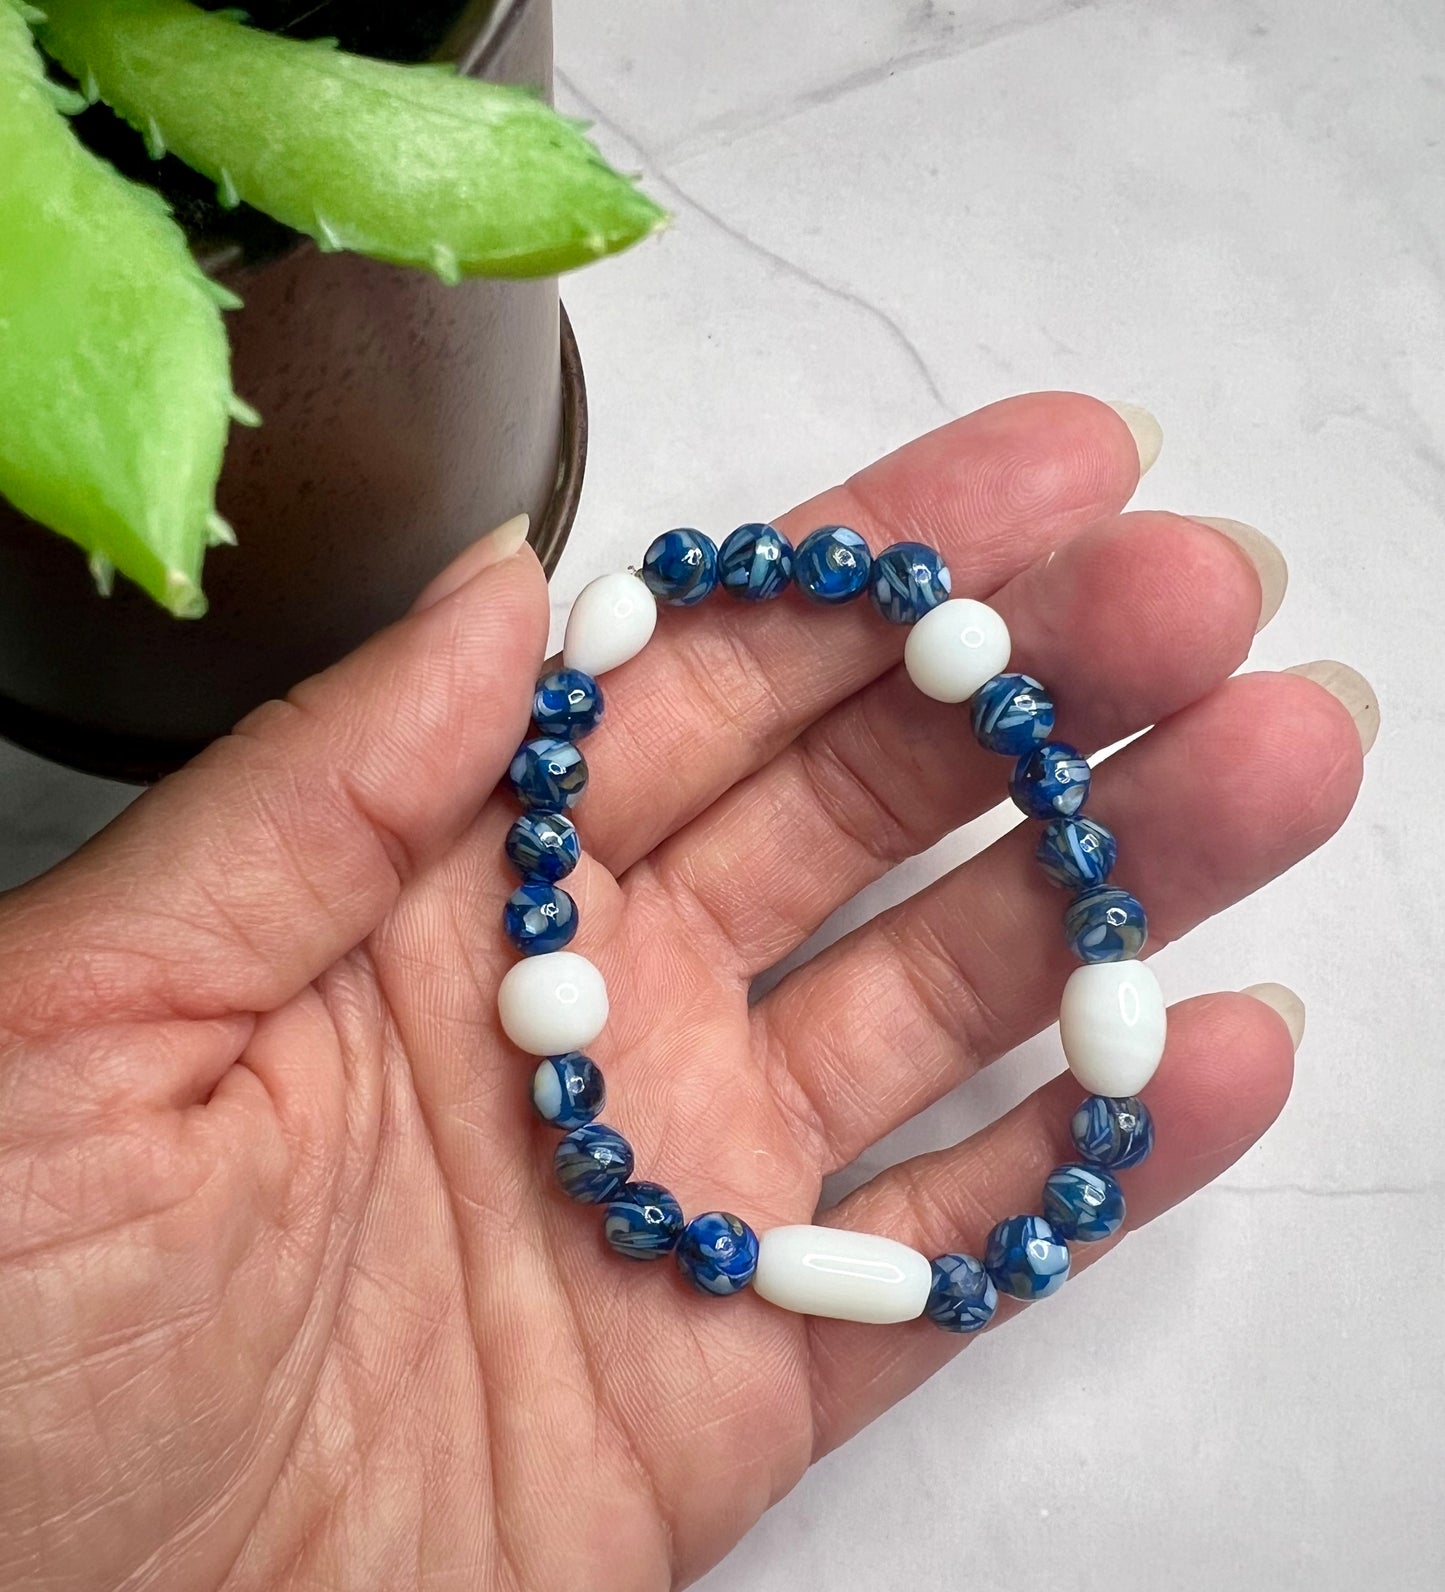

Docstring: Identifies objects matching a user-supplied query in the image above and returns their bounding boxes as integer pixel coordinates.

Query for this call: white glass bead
[531,1060,564,1119]
[562,572,658,677]
[1059,961,1167,1096]
[902,598,1013,704]
[498,951,608,1055]
[752,1225,932,1323]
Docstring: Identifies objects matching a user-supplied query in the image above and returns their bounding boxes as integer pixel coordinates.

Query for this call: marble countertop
[553,2,1443,1587]
[0,1,1439,1587]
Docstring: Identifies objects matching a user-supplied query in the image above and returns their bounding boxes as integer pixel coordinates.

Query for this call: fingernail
[1106,401,1163,476]
[1190,517,1289,631]
[1284,660,1381,755]
[1243,982,1306,1051]
[412,513,531,612]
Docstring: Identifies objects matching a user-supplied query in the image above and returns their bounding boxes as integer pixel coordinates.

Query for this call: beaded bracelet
[498,523,1161,1331]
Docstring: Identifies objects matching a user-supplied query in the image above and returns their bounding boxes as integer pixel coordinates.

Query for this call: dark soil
[57,0,500,267]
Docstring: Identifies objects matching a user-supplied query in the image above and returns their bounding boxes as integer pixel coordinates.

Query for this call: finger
[640,510,1262,975]
[0,522,549,1034]
[574,393,1148,873]
[761,668,1364,1169]
[802,990,1297,1456]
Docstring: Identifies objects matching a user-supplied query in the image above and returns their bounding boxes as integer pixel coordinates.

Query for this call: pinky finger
[801,991,1298,1458]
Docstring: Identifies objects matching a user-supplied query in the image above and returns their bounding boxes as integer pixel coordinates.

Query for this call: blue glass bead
[604,1181,686,1260]
[925,1253,998,1334]
[869,541,952,625]
[504,879,578,955]
[1037,815,1117,890]
[793,525,873,604]
[1063,885,1148,963]
[1010,741,1091,820]
[532,668,604,741]
[640,528,719,606]
[718,522,794,601]
[1070,1094,1154,1171]
[531,1052,605,1129]
[508,736,587,812]
[984,1214,1070,1301]
[675,1211,759,1296]
[505,811,581,883]
[970,673,1056,756]
[554,1123,634,1204]
[1042,1164,1126,1243]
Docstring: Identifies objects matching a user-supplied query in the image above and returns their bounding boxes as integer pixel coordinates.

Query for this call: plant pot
[0,0,585,784]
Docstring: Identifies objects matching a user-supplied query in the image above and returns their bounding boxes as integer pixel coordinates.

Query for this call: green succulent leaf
[36,0,669,279]
[0,0,238,616]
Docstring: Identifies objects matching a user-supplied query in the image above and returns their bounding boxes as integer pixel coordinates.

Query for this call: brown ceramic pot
[0,0,585,782]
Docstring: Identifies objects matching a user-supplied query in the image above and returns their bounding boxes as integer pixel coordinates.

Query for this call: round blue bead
[1042,1164,1126,1243]
[984,1214,1070,1301]
[675,1211,759,1296]
[532,668,604,741]
[554,1123,633,1204]
[1063,885,1148,962]
[531,1052,605,1130]
[718,522,794,601]
[869,541,952,625]
[1037,815,1117,890]
[504,879,578,955]
[970,673,1056,756]
[926,1253,998,1334]
[640,528,719,606]
[793,525,873,604]
[505,811,581,883]
[1070,1094,1154,1171]
[604,1181,686,1260]
[508,736,587,812]
[1010,741,1091,820]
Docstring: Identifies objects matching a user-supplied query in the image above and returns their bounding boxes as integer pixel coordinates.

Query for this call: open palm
[0,394,1364,1592]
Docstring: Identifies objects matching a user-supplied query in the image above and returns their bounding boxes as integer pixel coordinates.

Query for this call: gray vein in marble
[558,70,956,417]
[1211,1180,1441,1199]
[654,0,1103,168]
[1316,393,1445,501]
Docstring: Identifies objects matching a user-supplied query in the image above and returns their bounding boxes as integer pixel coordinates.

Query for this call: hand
[0,394,1366,1592]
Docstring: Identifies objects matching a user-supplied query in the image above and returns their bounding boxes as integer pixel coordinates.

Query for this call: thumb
[0,515,548,1032]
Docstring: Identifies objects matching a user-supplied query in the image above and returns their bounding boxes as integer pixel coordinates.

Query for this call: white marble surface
[0,0,1440,1586]
[551,2,1445,1587]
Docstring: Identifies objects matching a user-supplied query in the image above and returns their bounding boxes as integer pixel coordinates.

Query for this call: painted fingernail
[412,513,531,612]
[1106,401,1163,476]
[1190,517,1289,631]
[1243,982,1306,1052]
[1284,660,1381,755]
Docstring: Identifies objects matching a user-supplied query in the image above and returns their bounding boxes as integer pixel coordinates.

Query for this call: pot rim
[449,0,529,74]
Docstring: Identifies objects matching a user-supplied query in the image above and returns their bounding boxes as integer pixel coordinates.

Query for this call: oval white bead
[1059,961,1167,1096]
[498,952,608,1055]
[752,1225,932,1324]
[902,598,1013,704]
[562,572,658,676]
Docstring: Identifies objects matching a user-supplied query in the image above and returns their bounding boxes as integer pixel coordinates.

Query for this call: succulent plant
[0,0,665,616]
